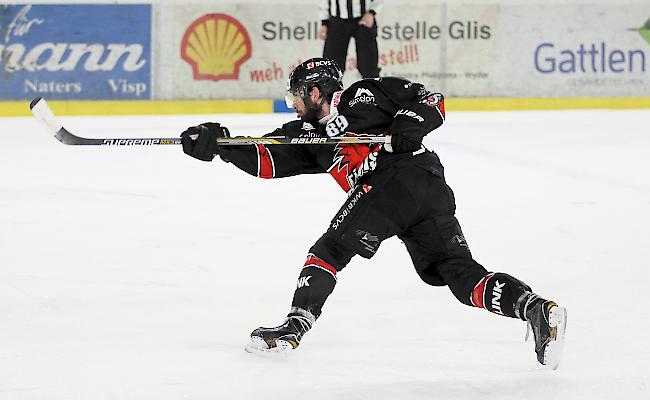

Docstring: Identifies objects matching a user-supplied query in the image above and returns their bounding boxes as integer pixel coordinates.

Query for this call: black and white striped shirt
[319,0,384,22]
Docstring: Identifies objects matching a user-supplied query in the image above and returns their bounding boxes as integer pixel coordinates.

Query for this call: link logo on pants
[296,276,311,288]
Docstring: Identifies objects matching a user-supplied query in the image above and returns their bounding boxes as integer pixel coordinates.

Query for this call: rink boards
[2,97,650,117]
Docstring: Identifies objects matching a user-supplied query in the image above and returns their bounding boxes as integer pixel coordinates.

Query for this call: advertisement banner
[0,4,151,100]
[492,6,650,97]
[161,2,649,99]
[376,3,498,97]
[164,3,498,99]
[168,4,321,99]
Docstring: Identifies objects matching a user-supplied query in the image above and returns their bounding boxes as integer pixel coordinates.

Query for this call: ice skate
[244,308,314,356]
[525,300,567,369]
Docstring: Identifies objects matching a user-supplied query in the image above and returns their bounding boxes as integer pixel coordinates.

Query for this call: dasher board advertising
[0,4,151,100]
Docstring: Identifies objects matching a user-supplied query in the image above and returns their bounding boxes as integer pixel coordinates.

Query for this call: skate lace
[524,301,554,345]
[522,294,541,342]
[287,307,316,334]
[288,315,313,333]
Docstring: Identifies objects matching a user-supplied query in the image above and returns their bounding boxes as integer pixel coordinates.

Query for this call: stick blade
[29,97,64,137]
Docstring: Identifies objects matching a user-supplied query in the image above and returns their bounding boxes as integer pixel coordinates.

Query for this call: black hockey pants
[292,164,495,318]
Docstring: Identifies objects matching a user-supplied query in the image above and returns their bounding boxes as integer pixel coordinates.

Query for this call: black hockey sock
[470,272,543,320]
[290,253,338,319]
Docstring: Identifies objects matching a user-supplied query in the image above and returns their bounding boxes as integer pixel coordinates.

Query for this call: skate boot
[244,307,315,356]
[525,299,567,369]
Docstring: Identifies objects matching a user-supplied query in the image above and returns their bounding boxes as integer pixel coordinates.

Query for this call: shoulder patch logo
[354,88,373,97]
[349,87,375,107]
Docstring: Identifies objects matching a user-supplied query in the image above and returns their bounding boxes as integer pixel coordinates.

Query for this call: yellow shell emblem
[181,14,252,81]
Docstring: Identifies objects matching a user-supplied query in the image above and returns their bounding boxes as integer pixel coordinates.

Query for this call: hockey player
[180,58,567,368]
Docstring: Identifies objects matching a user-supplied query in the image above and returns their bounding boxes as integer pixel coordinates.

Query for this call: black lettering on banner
[260,21,320,41]
[262,21,276,40]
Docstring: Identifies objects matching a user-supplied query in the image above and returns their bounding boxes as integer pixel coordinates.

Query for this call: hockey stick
[29,98,390,147]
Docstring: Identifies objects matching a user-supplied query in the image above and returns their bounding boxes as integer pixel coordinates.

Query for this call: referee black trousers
[323,17,380,78]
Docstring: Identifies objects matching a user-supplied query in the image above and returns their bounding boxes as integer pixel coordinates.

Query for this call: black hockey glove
[389,132,424,153]
[180,122,230,162]
[388,102,442,154]
[388,115,426,153]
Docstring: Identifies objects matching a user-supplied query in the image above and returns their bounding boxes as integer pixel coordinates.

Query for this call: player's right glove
[180,122,230,162]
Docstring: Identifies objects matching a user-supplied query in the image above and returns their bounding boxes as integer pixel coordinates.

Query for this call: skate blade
[544,306,568,370]
[244,337,294,358]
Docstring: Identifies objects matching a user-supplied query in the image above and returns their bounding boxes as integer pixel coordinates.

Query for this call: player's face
[286,93,306,118]
[286,87,322,121]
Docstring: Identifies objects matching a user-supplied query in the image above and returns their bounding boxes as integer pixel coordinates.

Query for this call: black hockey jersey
[218,77,446,194]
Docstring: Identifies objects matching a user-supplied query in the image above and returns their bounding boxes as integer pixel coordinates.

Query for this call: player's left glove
[388,131,424,153]
[387,108,427,153]
[387,96,445,153]
[180,122,230,162]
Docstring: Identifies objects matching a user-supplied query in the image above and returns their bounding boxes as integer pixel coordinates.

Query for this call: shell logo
[181,13,252,81]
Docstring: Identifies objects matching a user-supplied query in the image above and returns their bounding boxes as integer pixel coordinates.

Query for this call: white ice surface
[1,109,649,399]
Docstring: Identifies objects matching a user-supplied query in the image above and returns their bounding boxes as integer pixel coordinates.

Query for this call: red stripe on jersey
[256,144,274,179]
[438,98,446,119]
[470,273,494,308]
[303,253,337,278]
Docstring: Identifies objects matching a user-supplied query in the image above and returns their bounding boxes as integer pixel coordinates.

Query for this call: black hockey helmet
[285,58,343,107]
